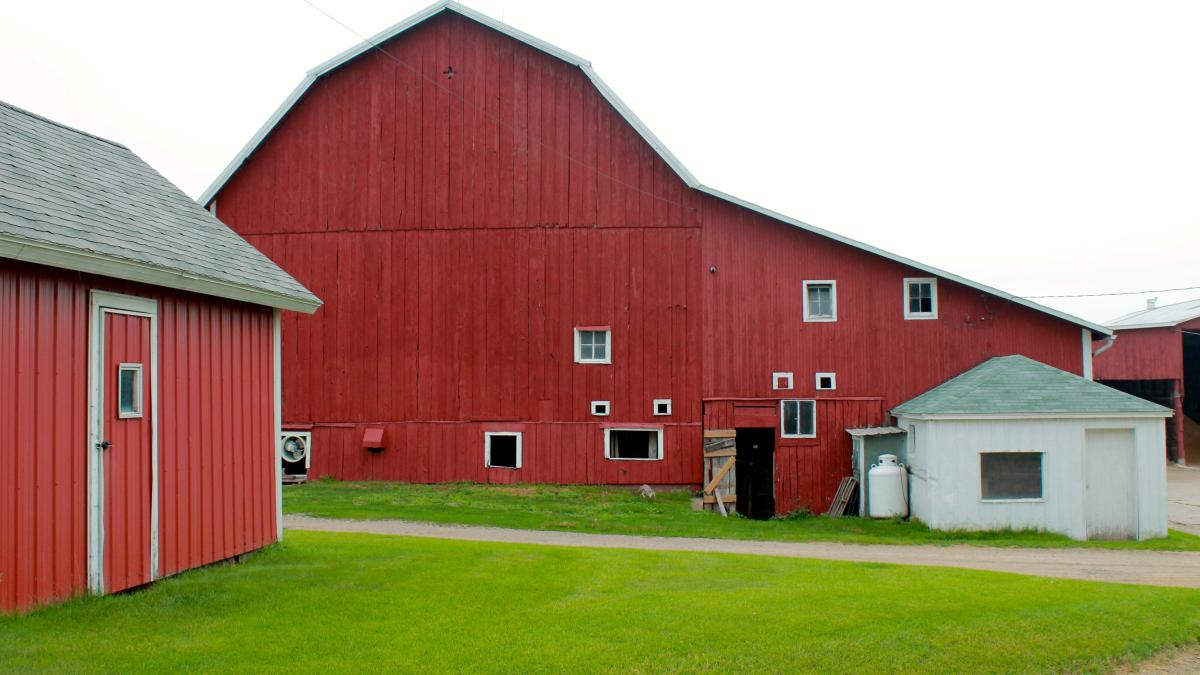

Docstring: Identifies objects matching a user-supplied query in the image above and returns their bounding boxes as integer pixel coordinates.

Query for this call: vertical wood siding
[0,260,276,613]
[212,12,1096,511]
[1093,327,1182,381]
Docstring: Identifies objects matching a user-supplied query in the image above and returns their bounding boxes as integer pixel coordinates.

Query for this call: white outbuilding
[893,355,1172,540]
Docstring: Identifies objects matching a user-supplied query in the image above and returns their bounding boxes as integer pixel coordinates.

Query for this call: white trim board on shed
[199,0,1107,336]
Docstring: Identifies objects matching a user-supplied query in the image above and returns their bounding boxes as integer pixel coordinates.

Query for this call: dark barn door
[735,428,775,519]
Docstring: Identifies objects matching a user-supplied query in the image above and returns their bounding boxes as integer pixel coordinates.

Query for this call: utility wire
[298,0,691,211]
[1023,284,1200,299]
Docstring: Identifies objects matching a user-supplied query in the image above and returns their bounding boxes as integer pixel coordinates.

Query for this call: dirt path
[283,515,1200,588]
[1168,465,1200,536]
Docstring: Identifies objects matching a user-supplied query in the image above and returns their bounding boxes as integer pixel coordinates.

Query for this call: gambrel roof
[0,101,320,313]
[200,0,1105,333]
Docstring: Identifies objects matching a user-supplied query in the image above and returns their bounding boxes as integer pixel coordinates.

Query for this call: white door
[1084,429,1137,540]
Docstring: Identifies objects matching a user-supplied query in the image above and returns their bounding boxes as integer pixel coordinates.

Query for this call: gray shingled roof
[892,355,1172,417]
[0,100,319,312]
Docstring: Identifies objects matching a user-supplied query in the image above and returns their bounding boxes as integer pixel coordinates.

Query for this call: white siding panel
[902,416,1168,540]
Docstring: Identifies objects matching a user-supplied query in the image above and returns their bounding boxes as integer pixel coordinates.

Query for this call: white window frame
[780,399,817,439]
[903,277,938,320]
[574,327,612,364]
[772,372,794,390]
[815,372,836,391]
[117,363,144,419]
[484,431,523,470]
[802,280,837,322]
[978,450,1044,503]
[590,400,610,417]
[604,427,664,461]
[653,399,672,416]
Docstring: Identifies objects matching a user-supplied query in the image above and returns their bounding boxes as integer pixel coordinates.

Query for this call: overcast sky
[3,0,1197,324]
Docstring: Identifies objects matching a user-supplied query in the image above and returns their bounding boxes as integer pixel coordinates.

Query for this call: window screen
[608,429,660,460]
[576,329,609,362]
[806,284,834,319]
[781,400,816,438]
[980,452,1042,500]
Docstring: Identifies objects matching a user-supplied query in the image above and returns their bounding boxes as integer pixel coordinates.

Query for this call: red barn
[202,1,1108,516]
[1094,298,1200,464]
[0,101,320,613]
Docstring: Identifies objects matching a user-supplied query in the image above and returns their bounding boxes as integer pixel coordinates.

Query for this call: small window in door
[118,363,143,419]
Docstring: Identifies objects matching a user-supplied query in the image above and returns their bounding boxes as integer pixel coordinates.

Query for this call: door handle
[96,440,112,451]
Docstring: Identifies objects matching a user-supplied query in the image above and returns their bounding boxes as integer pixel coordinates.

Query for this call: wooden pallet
[827,476,858,518]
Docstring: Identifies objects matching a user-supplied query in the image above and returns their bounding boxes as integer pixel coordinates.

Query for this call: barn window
[485,432,522,469]
[904,278,938,319]
[980,452,1042,500]
[605,428,663,461]
[815,372,836,390]
[772,372,794,390]
[591,400,610,416]
[803,281,837,322]
[574,327,611,364]
[780,399,816,438]
[653,399,672,416]
[117,363,143,419]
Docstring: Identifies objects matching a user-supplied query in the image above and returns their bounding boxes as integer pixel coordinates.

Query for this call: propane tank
[867,454,909,518]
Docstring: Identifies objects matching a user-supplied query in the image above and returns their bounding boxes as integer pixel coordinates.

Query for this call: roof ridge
[0,100,129,150]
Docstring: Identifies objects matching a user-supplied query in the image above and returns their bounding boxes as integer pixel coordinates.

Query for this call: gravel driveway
[284,514,1200,588]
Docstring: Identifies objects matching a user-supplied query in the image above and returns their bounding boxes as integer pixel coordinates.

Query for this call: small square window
[605,428,662,460]
[904,278,938,319]
[575,328,611,364]
[772,372,794,390]
[980,452,1042,500]
[780,399,816,439]
[117,363,143,419]
[485,432,522,469]
[653,399,672,416]
[815,372,836,390]
[591,400,610,416]
[803,281,837,322]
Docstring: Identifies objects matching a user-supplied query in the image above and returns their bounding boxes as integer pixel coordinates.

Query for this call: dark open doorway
[735,427,775,519]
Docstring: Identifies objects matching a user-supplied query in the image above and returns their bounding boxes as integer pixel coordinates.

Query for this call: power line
[298,0,690,212]
[1023,284,1200,299]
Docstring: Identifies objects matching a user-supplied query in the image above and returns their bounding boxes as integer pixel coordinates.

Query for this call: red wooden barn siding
[0,259,277,613]
[699,196,1087,405]
[215,13,703,485]
[210,11,1095,509]
[1093,327,1182,381]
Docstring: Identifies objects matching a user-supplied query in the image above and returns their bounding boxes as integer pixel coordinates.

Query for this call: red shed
[0,101,320,613]
[1094,298,1200,464]
[202,1,1108,516]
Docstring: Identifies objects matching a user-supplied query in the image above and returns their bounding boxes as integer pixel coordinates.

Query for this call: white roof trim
[893,411,1172,421]
[199,0,1106,335]
[0,234,321,313]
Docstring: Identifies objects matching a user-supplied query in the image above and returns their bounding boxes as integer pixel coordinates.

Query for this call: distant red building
[203,2,1108,516]
[1094,298,1200,464]
[0,101,320,613]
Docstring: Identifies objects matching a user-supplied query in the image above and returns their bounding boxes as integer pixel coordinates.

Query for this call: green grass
[2,531,1197,673]
[283,480,1200,550]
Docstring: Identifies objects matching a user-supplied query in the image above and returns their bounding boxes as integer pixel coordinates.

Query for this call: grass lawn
[3,531,1198,673]
[284,480,1200,551]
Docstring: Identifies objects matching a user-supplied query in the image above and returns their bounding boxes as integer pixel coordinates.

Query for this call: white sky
[3,0,1197,324]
